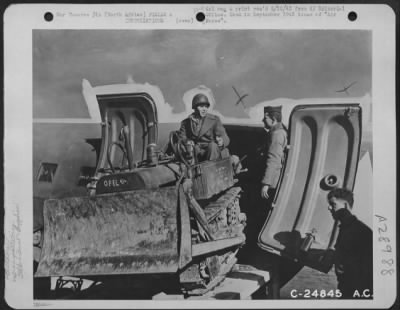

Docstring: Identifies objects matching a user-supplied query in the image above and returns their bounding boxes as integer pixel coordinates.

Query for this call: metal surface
[191,157,235,200]
[95,93,158,181]
[178,187,192,269]
[33,123,100,199]
[258,104,361,272]
[178,185,245,294]
[187,195,215,241]
[192,236,245,257]
[204,187,246,240]
[186,252,238,296]
[96,164,180,194]
[36,186,183,277]
[34,86,248,293]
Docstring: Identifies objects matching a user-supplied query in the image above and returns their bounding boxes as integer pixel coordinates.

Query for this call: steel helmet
[192,93,210,109]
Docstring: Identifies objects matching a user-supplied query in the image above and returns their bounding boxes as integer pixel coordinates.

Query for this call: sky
[33,29,371,119]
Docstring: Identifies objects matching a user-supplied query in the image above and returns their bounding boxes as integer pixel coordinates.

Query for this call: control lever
[232,154,249,175]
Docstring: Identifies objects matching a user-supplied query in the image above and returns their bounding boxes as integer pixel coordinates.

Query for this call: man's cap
[192,93,210,109]
[264,105,282,114]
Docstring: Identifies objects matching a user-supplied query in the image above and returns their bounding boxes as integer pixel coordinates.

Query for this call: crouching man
[179,93,230,161]
[327,187,373,299]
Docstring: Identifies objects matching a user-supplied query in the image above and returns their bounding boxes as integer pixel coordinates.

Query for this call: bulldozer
[34,89,247,296]
[34,81,365,299]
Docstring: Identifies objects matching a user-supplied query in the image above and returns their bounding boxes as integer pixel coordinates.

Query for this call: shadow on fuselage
[224,125,304,289]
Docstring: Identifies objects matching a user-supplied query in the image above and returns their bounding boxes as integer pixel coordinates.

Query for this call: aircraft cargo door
[258,104,362,272]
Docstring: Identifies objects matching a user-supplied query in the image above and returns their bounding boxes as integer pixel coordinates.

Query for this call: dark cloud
[33,30,371,118]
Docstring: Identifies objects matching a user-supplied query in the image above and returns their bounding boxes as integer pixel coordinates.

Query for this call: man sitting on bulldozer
[178,93,230,162]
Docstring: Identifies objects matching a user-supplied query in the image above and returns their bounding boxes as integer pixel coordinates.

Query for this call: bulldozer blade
[35,187,184,277]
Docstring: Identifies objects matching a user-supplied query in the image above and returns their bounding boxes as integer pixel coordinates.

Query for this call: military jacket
[334,211,373,298]
[179,113,230,147]
[261,122,287,188]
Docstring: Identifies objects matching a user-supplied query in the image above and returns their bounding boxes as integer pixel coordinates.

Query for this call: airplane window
[78,166,96,187]
[37,163,58,183]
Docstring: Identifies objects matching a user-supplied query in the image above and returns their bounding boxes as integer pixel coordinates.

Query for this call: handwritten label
[375,214,395,276]
[4,204,23,282]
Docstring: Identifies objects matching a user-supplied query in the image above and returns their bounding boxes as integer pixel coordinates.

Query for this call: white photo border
[3,3,397,309]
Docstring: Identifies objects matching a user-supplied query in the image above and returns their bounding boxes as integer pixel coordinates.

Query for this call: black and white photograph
[3,4,396,308]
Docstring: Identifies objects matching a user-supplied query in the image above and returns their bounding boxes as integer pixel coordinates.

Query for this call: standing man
[260,106,287,200]
[327,187,373,299]
[179,93,230,161]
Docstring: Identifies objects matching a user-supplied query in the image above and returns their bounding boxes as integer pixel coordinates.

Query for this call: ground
[280,266,338,299]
